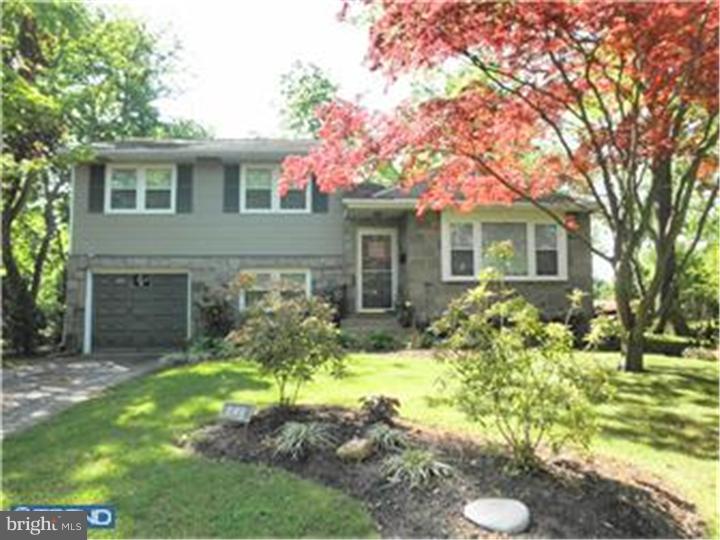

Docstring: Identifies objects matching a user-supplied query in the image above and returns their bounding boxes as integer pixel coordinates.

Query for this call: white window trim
[240,163,312,214]
[238,269,312,310]
[105,164,177,214]
[441,211,568,282]
[356,227,399,313]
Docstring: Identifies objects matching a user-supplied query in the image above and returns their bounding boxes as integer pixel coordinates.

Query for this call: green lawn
[2,352,717,538]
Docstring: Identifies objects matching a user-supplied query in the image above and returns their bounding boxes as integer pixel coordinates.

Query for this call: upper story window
[240,164,310,213]
[442,213,568,281]
[106,165,176,214]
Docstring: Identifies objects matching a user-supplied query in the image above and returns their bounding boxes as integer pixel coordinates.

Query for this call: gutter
[342,198,599,212]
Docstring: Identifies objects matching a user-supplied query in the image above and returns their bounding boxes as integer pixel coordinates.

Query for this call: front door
[357,228,397,312]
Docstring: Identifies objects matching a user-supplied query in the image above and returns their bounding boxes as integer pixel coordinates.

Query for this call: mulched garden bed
[178,405,703,539]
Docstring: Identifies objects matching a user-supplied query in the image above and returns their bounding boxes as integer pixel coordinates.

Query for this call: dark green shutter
[88,164,106,213]
[223,164,240,213]
[312,178,329,213]
[176,164,193,213]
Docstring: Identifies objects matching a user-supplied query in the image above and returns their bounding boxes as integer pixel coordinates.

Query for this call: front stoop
[341,313,415,344]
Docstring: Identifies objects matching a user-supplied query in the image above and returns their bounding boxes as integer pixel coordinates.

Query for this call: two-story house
[63,139,594,353]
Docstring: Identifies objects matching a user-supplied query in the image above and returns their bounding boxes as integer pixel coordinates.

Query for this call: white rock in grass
[463,498,530,534]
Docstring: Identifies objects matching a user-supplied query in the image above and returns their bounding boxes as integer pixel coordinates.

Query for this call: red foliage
[281,1,718,215]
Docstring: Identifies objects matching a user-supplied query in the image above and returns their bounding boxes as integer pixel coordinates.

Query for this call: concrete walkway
[1,355,166,438]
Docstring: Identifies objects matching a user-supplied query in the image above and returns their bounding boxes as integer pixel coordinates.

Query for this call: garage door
[93,273,188,350]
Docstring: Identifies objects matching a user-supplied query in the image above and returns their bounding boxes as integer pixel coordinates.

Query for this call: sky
[118,0,409,138]
[115,0,612,281]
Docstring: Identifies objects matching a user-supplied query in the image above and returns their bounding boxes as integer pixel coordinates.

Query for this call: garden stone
[336,437,374,461]
[463,498,530,534]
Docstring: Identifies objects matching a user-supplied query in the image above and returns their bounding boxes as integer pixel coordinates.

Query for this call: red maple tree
[281,1,719,371]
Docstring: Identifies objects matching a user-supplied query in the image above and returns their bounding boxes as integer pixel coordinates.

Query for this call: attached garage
[91,272,189,351]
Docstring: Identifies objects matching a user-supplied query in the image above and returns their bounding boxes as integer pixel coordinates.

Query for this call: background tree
[279,61,338,138]
[281,1,719,372]
[649,195,719,334]
[1,0,208,354]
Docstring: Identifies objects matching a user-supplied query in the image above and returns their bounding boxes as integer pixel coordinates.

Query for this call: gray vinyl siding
[71,162,344,257]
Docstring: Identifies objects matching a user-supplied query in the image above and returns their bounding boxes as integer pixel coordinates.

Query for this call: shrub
[364,330,402,351]
[195,285,236,338]
[189,336,237,359]
[396,298,415,328]
[161,336,237,366]
[643,333,697,357]
[315,285,347,323]
[227,292,345,406]
[587,315,706,357]
[689,319,719,346]
[366,423,407,452]
[359,395,401,424]
[338,330,361,351]
[381,449,453,488]
[434,268,613,469]
[271,422,336,460]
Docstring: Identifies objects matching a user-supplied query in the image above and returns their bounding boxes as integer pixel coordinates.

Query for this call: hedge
[597,332,707,357]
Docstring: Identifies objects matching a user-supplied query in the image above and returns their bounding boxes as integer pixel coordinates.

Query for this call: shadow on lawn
[2,365,377,538]
[600,364,719,460]
[2,364,272,487]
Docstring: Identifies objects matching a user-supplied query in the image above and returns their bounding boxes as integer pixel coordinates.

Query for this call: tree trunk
[623,326,645,373]
[2,179,38,355]
[670,308,691,336]
[614,257,646,372]
[651,155,692,337]
[1,266,37,356]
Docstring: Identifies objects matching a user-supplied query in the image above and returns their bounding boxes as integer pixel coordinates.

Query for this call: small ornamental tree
[281,1,719,372]
[227,288,345,406]
[433,246,613,469]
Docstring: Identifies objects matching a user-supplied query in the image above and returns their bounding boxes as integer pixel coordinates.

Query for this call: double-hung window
[241,164,310,213]
[534,224,559,276]
[109,168,138,210]
[107,165,175,213]
[244,167,274,211]
[449,223,475,276]
[442,213,567,281]
[239,270,311,310]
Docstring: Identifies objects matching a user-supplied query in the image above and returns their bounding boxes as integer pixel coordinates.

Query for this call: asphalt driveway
[1,355,165,438]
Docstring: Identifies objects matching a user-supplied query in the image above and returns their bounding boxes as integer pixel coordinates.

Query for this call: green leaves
[2,0,209,353]
[434,276,614,469]
[279,61,338,138]
[227,288,346,406]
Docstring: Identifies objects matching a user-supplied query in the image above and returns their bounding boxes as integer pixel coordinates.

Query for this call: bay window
[106,165,175,213]
[442,213,567,281]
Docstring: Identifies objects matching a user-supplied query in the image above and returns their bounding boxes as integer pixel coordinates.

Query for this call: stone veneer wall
[65,213,594,351]
[63,254,345,353]
[403,212,594,326]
